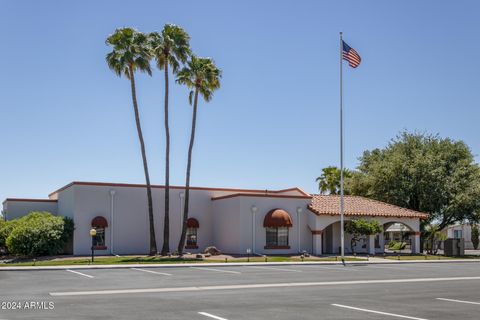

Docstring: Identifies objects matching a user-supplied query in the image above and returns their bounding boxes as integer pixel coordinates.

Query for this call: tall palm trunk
[161,62,171,255]
[129,65,157,255]
[178,89,199,254]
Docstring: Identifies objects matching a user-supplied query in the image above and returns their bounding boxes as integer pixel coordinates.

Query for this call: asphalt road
[1,262,480,319]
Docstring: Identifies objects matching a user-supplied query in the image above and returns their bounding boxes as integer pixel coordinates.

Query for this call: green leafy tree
[344,219,382,254]
[149,25,191,256]
[0,219,18,250]
[106,28,158,255]
[5,212,74,256]
[176,56,221,254]
[316,166,351,195]
[348,131,480,229]
[424,224,447,254]
[471,224,479,250]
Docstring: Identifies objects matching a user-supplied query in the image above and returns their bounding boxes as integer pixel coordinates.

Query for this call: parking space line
[247,266,301,272]
[332,304,429,320]
[190,267,241,274]
[437,298,480,305]
[131,268,172,276]
[198,312,229,320]
[66,269,94,279]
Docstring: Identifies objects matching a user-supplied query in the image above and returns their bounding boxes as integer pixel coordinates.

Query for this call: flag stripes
[342,41,361,68]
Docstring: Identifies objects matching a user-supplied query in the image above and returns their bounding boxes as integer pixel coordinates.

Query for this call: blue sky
[1,1,479,201]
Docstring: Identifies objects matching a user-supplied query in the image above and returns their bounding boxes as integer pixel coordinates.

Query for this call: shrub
[0,219,19,250]
[387,241,397,248]
[5,212,73,257]
[388,241,407,250]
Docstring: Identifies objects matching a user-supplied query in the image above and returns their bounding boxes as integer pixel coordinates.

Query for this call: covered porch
[307,195,428,256]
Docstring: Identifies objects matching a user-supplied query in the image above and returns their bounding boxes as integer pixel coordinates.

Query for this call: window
[93,227,105,248]
[263,208,293,249]
[91,216,108,250]
[266,227,289,247]
[454,230,463,239]
[185,218,199,249]
[186,228,197,247]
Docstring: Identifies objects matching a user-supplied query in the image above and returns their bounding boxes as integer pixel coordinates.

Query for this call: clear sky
[1,1,479,202]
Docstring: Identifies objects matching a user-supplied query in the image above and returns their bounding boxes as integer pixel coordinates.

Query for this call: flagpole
[339,31,345,262]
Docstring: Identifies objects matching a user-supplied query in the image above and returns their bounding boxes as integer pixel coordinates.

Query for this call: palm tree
[316,166,351,195]
[149,25,191,256]
[176,56,221,254]
[106,28,158,255]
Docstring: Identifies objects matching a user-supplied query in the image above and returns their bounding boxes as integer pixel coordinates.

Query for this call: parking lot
[1,262,480,319]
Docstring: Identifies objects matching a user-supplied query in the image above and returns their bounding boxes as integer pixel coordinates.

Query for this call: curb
[1,258,479,271]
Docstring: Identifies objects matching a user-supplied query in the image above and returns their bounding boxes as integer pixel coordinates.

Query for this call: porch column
[368,235,375,255]
[379,233,385,253]
[312,230,322,256]
[412,232,421,254]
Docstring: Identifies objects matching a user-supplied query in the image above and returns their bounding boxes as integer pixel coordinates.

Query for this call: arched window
[263,209,293,249]
[91,216,108,250]
[186,218,199,249]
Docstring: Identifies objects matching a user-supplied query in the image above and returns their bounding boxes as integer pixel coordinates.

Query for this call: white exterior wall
[3,182,425,256]
[212,197,242,253]
[447,224,476,249]
[55,184,276,255]
[212,196,312,255]
[2,201,58,221]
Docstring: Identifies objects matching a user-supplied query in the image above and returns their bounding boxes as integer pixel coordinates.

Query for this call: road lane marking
[332,304,428,320]
[49,275,480,296]
[437,298,480,305]
[198,312,229,320]
[247,266,301,272]
[66,269,94,279]
[190,267,241,274]
[300,265,361,271]
[131,268,172,276]
[362,265,412,271]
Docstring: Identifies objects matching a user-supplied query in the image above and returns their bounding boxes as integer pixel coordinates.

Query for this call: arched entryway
[322,220,369,254]
[383,221,415,253]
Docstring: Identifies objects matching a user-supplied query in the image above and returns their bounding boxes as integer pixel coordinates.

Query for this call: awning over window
[91,216,108,228]
[263,209,293,228]
[187,217,199,228]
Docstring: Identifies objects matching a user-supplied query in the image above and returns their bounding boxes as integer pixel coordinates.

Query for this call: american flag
[342,41,361,68]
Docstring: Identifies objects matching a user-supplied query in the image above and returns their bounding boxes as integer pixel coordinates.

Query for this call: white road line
[66,269,94,279]
[247,266,301,272]
[49,275,480,296]
[436,298,480,305]
[190,267,241,274]
[362,265,411,271]
[301,265,361,271]
[198,312,229,320]
[332,304,429,320]
[131,267,172,276]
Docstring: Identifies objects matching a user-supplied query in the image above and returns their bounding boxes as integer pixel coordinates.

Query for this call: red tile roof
[308,195,429,219]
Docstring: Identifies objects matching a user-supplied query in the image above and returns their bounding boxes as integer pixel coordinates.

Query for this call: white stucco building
[444,224,479,250]
[2,181,428,256]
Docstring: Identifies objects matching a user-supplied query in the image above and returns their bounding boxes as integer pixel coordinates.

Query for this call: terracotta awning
[187,218,199,228]
[91,216,108,228]
[263,209,293,228]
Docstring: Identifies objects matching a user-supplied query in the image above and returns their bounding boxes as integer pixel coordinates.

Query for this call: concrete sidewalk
[1,257,479,271]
